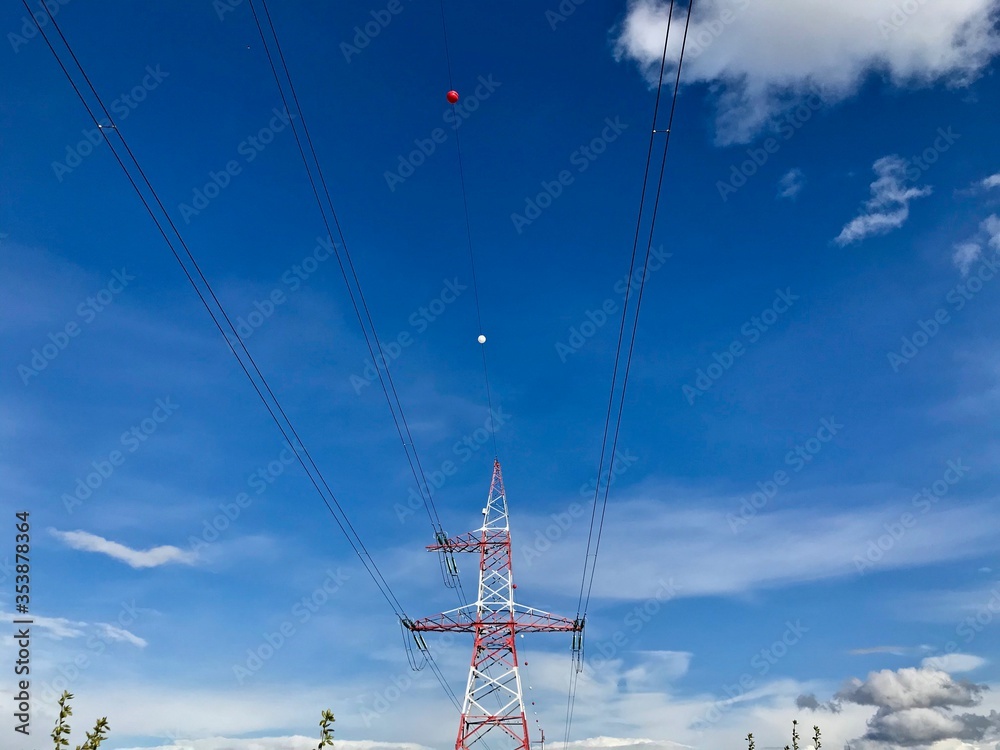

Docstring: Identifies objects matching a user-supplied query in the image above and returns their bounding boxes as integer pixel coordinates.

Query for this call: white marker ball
[478,334,487,344]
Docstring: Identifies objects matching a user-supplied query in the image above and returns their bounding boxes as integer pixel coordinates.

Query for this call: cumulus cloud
[836,667,1000,749]
[778,168,805,200]
[50,528,197,568]
[982,173,1000,190]
[614,0,1000,144]
[837,668,985,711]
[835,157,933,245]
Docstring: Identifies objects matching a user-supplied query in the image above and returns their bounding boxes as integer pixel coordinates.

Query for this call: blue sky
[3,1,1000,749]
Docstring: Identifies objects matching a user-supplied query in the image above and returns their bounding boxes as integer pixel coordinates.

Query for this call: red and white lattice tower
[405,460,584,750]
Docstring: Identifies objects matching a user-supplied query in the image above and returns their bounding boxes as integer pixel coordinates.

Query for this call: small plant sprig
[51,692,333,750]
[750,721,819,750]
[51,692,109,750]
[316,709,335,750]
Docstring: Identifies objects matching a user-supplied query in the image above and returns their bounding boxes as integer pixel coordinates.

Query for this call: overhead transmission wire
[244,3,473,707]
[244,0,469,601]
[562,0,696,744]
[438,0,499,459]
[27,0,463,714]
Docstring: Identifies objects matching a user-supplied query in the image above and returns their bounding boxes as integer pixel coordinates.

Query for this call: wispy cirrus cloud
[778,168,805,200]
[835,157,932,245]
[50,528,198,568]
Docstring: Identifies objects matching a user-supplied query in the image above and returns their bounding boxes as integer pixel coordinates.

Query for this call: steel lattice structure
[405,460,584,750]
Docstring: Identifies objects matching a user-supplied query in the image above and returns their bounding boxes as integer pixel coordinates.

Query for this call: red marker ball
[447,90,460,104]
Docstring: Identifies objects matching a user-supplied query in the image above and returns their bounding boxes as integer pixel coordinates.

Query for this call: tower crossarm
[404,603,584,634]
[508,603,583,633]
[407,459,588,750]
[428,529,508,553]
[404,605,479,632]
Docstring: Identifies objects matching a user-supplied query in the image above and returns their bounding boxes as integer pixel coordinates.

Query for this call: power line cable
[562,0,696,744]
[245,0,471,601]
[27,0,464,709]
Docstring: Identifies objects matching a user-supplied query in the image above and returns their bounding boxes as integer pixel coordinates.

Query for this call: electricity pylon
[405,460,584,750]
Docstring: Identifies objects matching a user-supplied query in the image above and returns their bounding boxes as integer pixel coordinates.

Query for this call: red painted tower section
[405,460,584,750]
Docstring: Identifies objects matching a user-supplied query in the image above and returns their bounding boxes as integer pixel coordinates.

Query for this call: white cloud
[119,741,433,750]
[613,0,1000,145]
[951,214,1000,274]
[0,611,86,639]
[836,667,983,710]
[849,646,934,657]
[97,623,148,648]
[982,173,1000,190]
[14,643,1000,750]
[514,488,1000,602]
[985,215,1000,250]
[921,654,987,673]
[954,243,983,276]
[836,667,1000,749]
[835,156,932,245]
[777,168,804,200]
[50,528,198,568]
